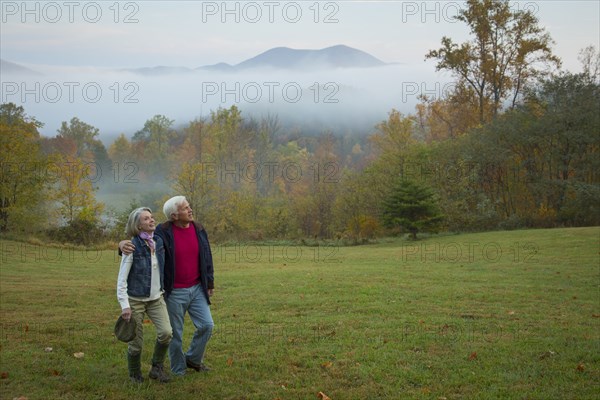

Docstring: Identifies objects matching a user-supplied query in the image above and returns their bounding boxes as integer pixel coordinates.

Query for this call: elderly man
[120,196,214,376]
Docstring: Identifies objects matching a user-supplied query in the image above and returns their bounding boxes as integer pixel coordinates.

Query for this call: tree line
[1,0,598,244]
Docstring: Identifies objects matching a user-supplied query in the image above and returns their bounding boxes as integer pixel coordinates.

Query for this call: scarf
[139,231,155,251]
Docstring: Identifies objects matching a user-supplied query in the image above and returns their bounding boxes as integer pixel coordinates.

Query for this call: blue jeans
[165,284,214,375]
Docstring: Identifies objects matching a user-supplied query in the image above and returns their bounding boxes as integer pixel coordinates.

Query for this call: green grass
[1,227,598,399]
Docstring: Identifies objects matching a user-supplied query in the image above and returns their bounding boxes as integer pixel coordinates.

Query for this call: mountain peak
[199,45,387,72]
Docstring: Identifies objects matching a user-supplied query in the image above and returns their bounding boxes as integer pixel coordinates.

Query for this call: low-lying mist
[1,62,452,142]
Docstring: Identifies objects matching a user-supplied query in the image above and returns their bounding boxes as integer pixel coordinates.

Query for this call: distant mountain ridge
[128,45,387,75]
[2,45,388,77]
[124,65,195,75]
[1,59,43,76]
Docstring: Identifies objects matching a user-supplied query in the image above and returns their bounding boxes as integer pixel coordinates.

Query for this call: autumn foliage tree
[41,118,107,243]
[0,103,47,232]
[426,0,560,123]
[51,154,104,225]
[415,82,482,141]
[133,114,176,178]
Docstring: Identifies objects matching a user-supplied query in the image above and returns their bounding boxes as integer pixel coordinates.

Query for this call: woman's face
[138,210,156,233]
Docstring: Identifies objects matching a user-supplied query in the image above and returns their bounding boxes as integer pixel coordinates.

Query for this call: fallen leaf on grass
[576,363,585,372]
[1,372,8,379]
[317,392,331,400]
[468,352,478,361]
[44,347,53,353]
[73,352,84,359]
[48,369,61,376]
[226,357,233,367]
[321,361,333,369]
[12,397,28,400]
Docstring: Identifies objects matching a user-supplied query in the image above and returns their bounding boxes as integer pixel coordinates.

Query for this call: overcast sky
[2,1,598,70]
[1,0,598,137]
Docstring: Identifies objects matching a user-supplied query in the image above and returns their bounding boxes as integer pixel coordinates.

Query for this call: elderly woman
[117,207,172,383]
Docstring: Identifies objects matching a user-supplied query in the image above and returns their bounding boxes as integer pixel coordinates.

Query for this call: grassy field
[0,227,598,399]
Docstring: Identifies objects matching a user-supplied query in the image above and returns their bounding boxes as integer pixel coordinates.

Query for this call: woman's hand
[121,308,132,322]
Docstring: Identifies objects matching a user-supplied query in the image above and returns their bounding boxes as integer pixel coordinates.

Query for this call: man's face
[175,200,194,224]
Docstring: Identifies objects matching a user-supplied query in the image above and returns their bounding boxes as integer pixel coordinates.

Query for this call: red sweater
[172,224,201,288]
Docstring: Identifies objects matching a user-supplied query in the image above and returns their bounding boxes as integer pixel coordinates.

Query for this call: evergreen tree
[382,179,444,239]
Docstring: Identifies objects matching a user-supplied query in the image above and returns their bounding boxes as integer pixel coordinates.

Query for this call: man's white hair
[163,195,187,221]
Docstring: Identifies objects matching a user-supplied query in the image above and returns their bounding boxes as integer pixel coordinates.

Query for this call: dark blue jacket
[127,235,165,298]
[155,221,214,304]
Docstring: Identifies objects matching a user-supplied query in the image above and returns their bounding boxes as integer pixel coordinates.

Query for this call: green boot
[149,341,170,383]
[127,352,144,383]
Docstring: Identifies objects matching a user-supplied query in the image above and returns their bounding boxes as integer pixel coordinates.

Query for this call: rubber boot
[127,352,144,383]
[149,341,170,383]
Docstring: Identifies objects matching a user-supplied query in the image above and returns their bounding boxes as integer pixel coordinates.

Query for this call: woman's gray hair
[163,196,187,221]
[125,207,152,237]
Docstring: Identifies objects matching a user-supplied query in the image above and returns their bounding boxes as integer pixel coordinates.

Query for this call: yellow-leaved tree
[0,103,48,233]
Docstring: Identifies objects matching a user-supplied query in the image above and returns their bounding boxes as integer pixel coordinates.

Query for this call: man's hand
[121,307,132,322]
[119,240,135,255]
[207,289,214,297]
